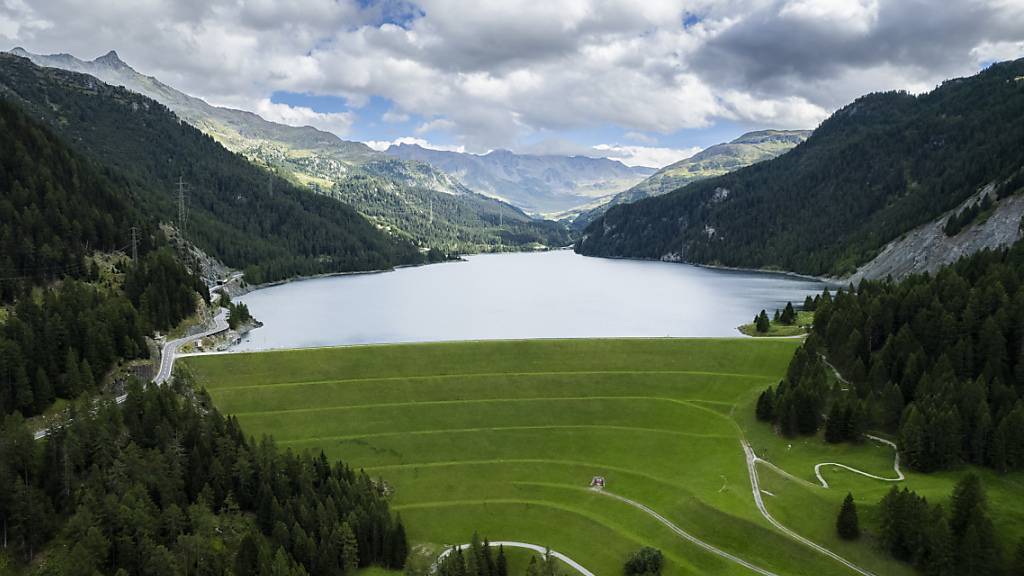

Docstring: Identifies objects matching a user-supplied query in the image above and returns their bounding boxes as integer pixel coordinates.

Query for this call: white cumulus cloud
[253,98,355,136]
[592,144,703,168]
[364,137,466,153]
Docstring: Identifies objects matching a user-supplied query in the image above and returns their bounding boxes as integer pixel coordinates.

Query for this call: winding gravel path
[435,541,595,576]
[595,489,781,576]
[742,441,878,576]
[814,435,904,488]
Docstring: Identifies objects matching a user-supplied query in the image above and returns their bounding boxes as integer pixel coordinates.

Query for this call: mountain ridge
[0,52,423,282]
[385,142,655,215]
[9,47,570,251]
[571,129,809,229]
[575,58,1024,277]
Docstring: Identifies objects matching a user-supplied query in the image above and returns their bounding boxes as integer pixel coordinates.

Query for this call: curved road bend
[33,308,230,440]
[436,541,595,576]
[150,308,230,387]
[596,489,781,576]
[814,435,904,488]
[433,490,783,576]
[741,440,877,576]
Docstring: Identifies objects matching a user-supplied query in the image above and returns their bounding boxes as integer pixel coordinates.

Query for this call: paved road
[151,309,229,386]
[33,308,230,440]
[435,541,595,576]
[741,440,877,576]
[814,435,904,488]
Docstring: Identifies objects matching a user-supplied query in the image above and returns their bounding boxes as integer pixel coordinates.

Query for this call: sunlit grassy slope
[185,339,1021,575]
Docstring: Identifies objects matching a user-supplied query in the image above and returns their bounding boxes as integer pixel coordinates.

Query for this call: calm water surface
[232,251,825,351]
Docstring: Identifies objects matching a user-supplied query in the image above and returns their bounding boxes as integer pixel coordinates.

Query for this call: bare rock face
[842,184,1024,283]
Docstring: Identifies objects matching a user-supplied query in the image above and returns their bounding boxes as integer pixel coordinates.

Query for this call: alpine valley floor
[183,339,1024,576]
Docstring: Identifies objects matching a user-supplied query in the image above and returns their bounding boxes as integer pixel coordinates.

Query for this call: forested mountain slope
[572,130,809,230]
[0,97,206,417]
[0,376,407,574]
[0,53,422,283]
[11,48,570,252]
[577,59,1024,277]
[385,143,654,215]
[0,65,408,576]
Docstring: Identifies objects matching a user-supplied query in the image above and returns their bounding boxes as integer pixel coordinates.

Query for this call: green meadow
[185,339,1023,575]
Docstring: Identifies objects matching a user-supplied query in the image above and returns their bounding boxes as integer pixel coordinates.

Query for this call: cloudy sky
[3,0,1023,167]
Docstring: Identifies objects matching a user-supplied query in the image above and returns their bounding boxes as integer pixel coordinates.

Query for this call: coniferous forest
[0,98,206,418]
[0,53,423,284]
[0,55,408,576]
[760,241,1024,473]
[0,378,407,575]
[576,58,1024,277]
[758,242,1024,572]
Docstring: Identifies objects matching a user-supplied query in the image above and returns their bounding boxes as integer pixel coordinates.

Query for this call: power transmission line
[177,175,189,234]
[130,226,138,263]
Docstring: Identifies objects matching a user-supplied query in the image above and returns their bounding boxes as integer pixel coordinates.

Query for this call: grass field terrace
[184,339,1023,576]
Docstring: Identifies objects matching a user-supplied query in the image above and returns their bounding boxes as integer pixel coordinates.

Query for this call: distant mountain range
[385,143,654,215]
[10,48,570,252]
[576,58,1024,278]
[572,130,809,229]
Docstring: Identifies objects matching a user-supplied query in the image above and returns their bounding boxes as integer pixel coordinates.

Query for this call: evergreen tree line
[759,240,1024,473]
[577,58,1024,277]
[0,92,208,417]
[752,302,798,333]
[0,246,204,418]
[227,301,254,330]
[0,378,407,575]
[943,193,994,237]
[873,474,1018,575]
[0,54,424,285]
[124,248,210,333]
[436,534,568,576]
[0,97,147,302]
[435,534,512,576]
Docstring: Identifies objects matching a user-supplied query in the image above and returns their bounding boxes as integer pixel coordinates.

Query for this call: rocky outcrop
[841,184,1024,283]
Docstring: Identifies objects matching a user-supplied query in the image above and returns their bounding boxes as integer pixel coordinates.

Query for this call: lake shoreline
[572,251,843,285]
[229,247,573,297]
[229,251,825,352]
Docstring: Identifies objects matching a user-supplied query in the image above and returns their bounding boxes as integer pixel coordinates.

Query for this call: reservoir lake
[232,250,825,351]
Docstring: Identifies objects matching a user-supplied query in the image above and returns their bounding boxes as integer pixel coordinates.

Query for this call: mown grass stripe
[362,458,700,491]
[275,424,736,444]
[203,369,768,391]
[230,395,736,417]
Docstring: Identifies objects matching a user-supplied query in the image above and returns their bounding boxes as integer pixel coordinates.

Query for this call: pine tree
[755,387,775,422]
[803,295,816,311]
[466,532,482,576]
[824,402,846,443]
[339,522,359,574]
[236,533,261,576]
[950,474,1000,573]
[495,545,508,576]
[540,548,556,576]
[918,505,954,576]
[781,301,797,325]
[482,537,495,576]
[525,556,540,576]
[389,516,408,569]
[836,492,860,540]
[756,310,771,333]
